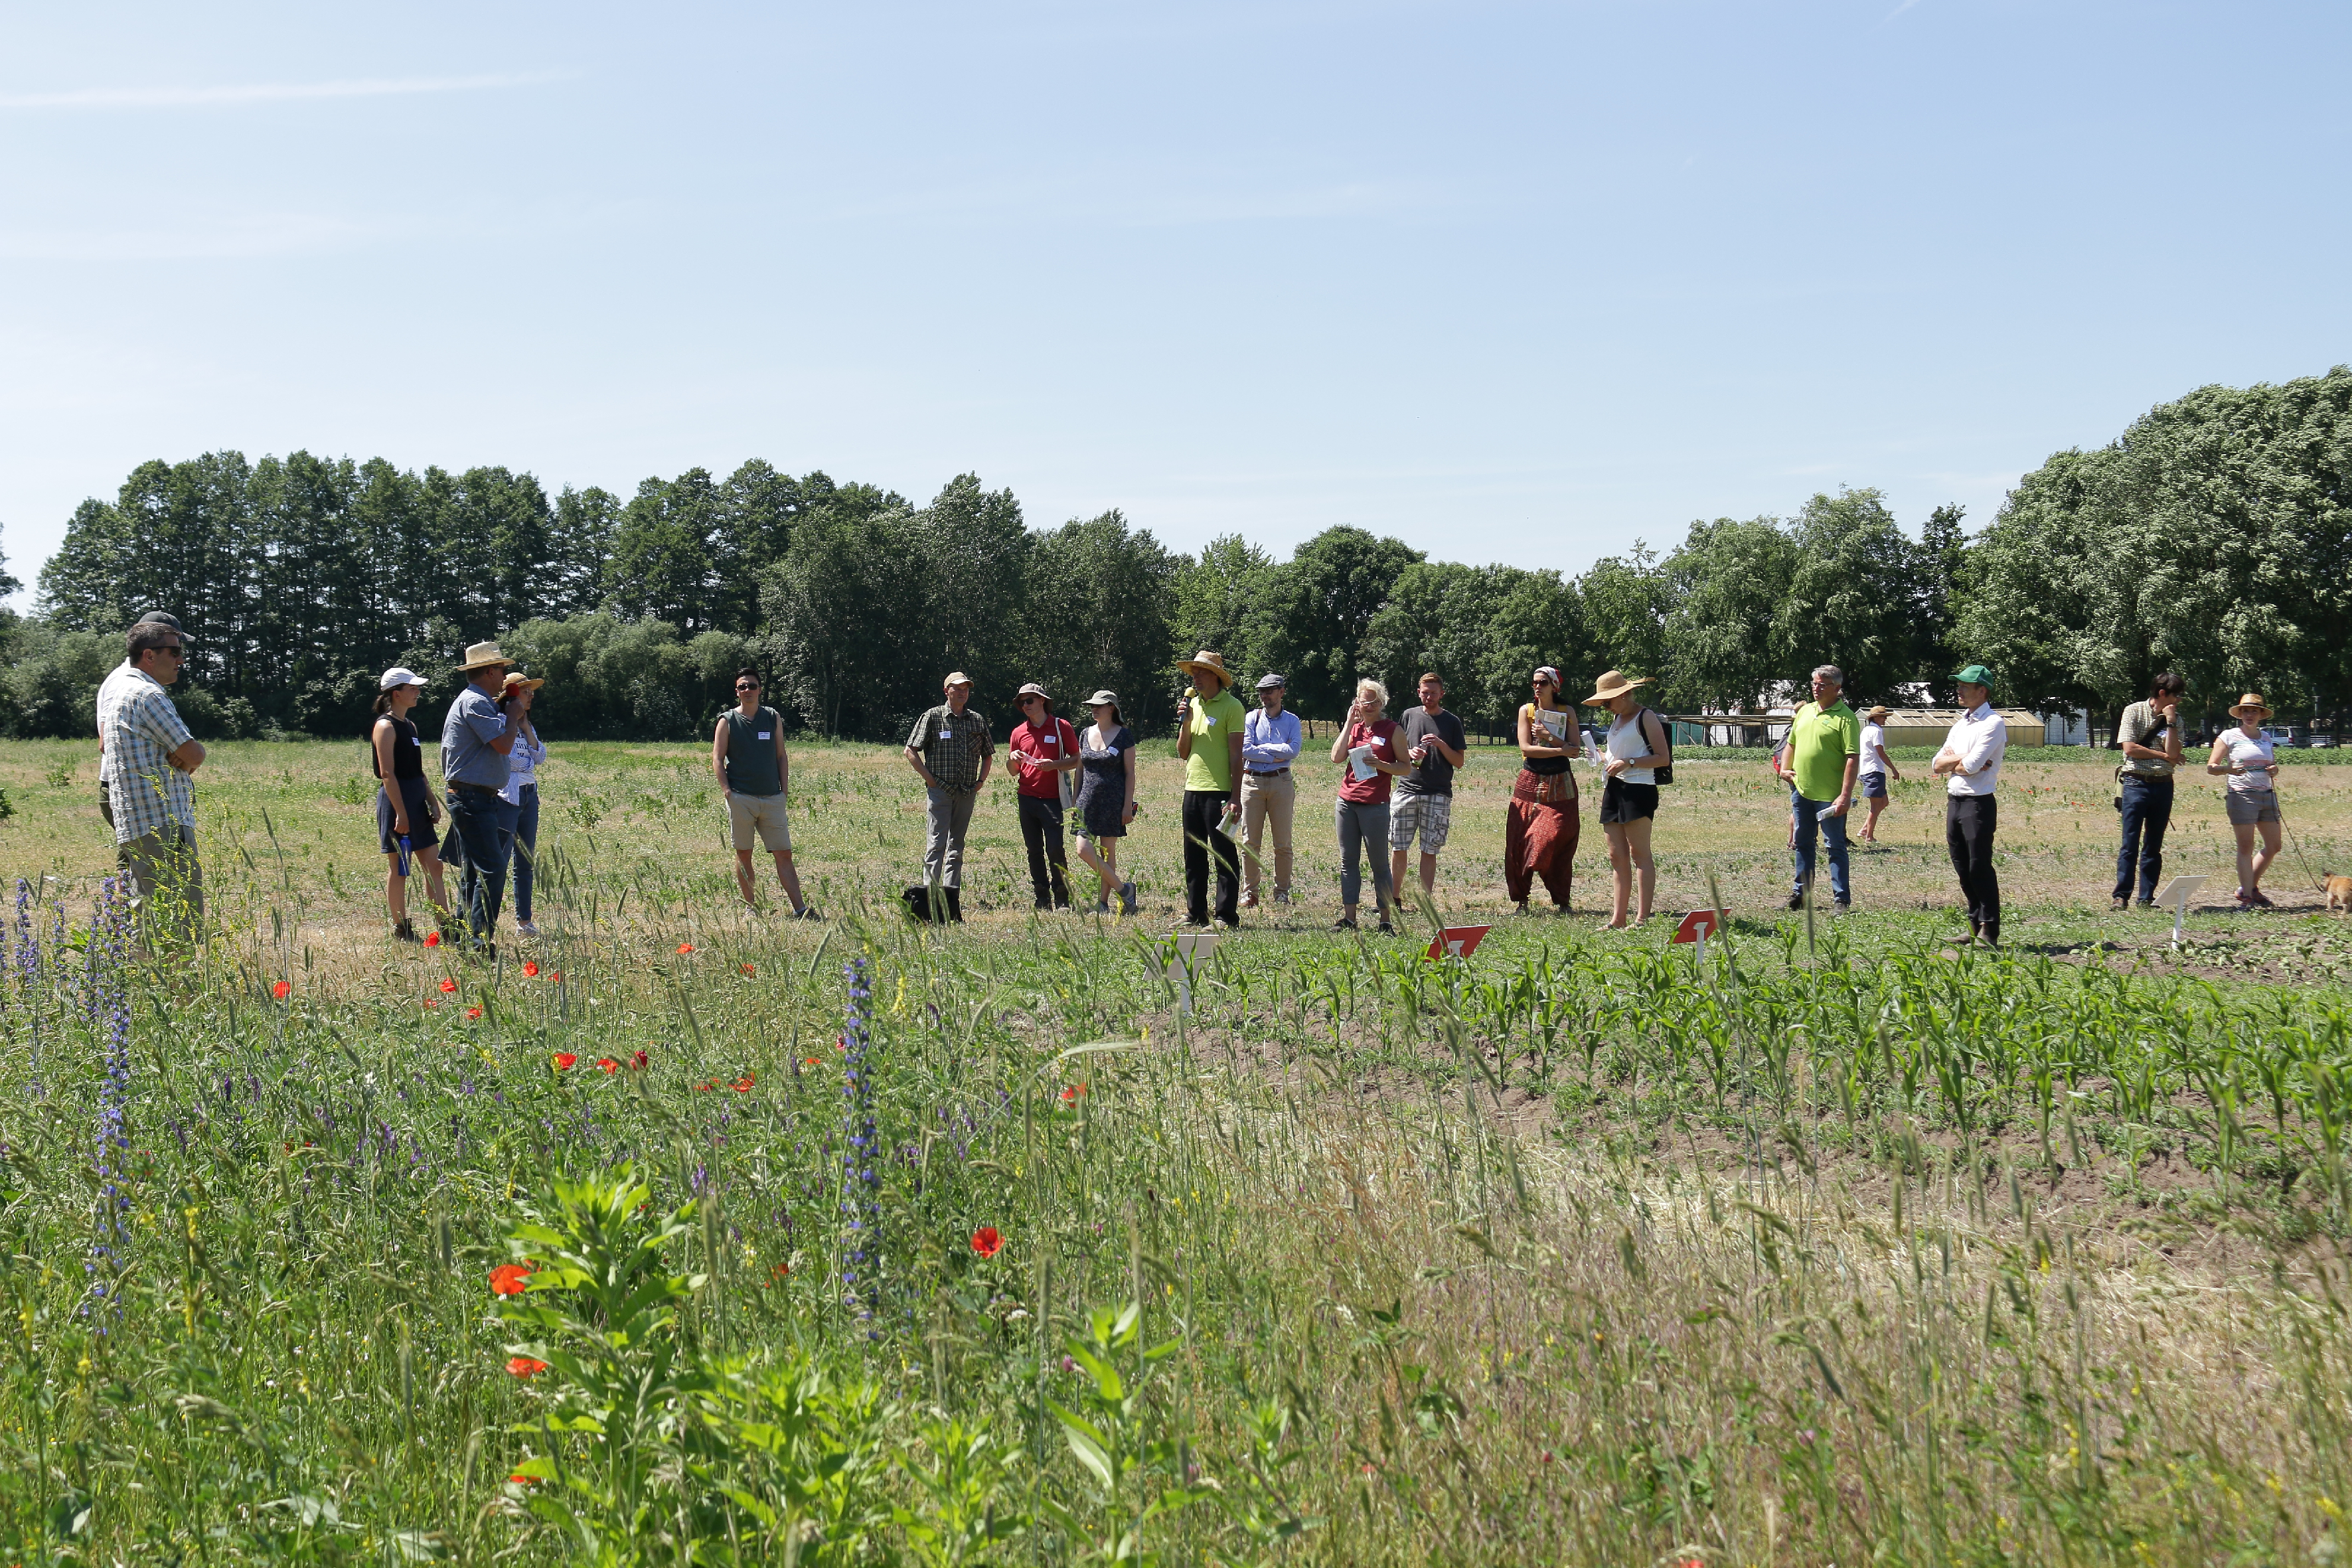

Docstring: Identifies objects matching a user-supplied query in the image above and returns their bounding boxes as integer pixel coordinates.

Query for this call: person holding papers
[1930,664,2007,946]
[1505,666,1581,914]
[1330,678,1407,933]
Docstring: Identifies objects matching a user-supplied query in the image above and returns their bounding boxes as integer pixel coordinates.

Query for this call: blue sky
[3,1,2345,604]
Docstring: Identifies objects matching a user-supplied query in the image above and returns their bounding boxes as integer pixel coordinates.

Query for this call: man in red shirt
[1008,682,1081,911]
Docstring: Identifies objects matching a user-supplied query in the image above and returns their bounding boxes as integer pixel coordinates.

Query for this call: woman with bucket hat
[369,666,449,942]
[1505,666,1581,914]
[1587,669,1670,929]
[2207,692,2284,907]
[1172,651,1246,927]
[1073,690,1140,914]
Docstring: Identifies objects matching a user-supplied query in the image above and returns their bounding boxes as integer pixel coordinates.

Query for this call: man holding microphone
[1173,651,1245,929]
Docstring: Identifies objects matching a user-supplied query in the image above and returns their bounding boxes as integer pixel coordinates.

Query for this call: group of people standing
[82,611,2307,955]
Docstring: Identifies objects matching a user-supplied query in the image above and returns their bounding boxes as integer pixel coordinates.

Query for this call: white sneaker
[514,919,540,937]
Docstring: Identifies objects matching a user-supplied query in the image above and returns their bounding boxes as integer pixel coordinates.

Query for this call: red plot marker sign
[1671,909,1721,944]
[1672,907,1721,967]
[1425,924,1491,961]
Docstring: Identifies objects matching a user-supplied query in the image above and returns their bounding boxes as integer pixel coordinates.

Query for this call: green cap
[1951,663,1994,688]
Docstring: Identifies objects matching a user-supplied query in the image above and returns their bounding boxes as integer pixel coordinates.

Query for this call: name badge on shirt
[757,732,771,740]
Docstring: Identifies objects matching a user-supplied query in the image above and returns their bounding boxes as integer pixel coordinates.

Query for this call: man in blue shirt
[1240,672,1302,908]
[440,641,522,949]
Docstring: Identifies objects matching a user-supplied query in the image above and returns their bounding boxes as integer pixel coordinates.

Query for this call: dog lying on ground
[2328,874,2352,913]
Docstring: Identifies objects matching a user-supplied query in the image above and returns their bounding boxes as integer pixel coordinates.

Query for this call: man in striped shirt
[100,618,206,942]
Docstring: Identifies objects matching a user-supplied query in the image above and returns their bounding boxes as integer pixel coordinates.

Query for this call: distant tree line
[3,366,2345,745]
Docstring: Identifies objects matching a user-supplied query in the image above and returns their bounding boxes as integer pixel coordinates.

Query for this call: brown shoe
[1240,890,1259,909]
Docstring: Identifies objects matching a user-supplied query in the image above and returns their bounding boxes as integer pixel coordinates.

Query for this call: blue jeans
[2113,776,2173,903]
[445,786,516,943]
[1791,790,1850,903]
[509,785,540,921]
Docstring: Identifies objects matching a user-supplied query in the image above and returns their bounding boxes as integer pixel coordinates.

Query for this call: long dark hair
[370,690,401,722]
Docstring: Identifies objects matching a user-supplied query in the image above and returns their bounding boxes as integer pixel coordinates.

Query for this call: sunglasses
[157,645,186,658]
[735,682,759,691]
[1019,695,1044,705]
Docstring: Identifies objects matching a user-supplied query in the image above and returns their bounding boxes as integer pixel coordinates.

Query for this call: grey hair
[1356,677,1389,712]
[1812,665,1845,686]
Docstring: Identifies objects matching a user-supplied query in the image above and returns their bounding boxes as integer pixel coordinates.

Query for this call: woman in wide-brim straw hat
[1858,704,1901,845]
[1585,668,1670,929]
[1506,666,1582,914]
[1073,690,1140,914]
[2207,692,2283,907]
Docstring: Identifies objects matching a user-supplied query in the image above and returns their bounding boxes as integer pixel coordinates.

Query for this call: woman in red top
[1328,678,1411,932]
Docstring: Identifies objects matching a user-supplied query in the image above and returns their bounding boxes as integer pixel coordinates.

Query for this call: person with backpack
[1007,682,1080,911]
[1585,670,1670,929]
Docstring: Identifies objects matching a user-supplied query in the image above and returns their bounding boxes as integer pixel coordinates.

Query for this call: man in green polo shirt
[1784,663,1861,913]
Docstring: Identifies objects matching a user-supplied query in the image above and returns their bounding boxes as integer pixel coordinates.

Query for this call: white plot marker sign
[1165,931,1221,1014]
[2153,875,2206,947]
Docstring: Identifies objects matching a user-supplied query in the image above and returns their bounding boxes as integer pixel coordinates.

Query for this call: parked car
[2312,733,2339,749]
[2263,726,2304,749]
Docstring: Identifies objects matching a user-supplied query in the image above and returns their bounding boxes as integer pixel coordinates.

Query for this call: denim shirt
[1243,708,1302,771]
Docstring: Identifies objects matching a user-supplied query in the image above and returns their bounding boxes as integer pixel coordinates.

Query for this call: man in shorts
[712,667,816,918]
[1390,672,1468,899]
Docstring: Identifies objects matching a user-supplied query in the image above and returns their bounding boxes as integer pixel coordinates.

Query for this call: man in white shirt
[1930,664,2007,946]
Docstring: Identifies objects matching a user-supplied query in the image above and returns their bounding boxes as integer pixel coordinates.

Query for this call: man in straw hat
[1930,663,2006,946]
[2111,672,2185,909]
[441,640,525,950]
[903,670,994,922]
[1173,651,1246,927]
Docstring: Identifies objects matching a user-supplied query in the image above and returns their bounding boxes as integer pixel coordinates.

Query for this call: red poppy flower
[597,1058,619,1073]
[424,931,441,948]
[465,1006,483,1022]
[628,1050,648,1069]
[801,1056,820,1067]
[552,1052,577,1071]
[695,1082,714,1092]
[272,980,290,999]
[548,971,562,983]
[507,1356,548,1378]
[1060,1083,1088,1103]
[522,960,540,977]
[439,977,458,994]
[970,1226,1004,1259]
[676,942,694,955]
[509,1472,538,1485]
[741,961,755,976]
[732,1075,755,1092]
[767,1261,791,1285]
[423,998,441,1010]
[490,1263,533,1296]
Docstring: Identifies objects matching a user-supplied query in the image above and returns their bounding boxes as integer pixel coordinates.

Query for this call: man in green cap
[1930,665,2005,945]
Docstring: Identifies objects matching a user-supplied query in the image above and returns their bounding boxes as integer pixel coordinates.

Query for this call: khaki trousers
[1240,769,1294,895]
[118,822,204,945]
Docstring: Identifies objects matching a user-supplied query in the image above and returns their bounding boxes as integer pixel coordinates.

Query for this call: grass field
[4,735,2351,1565]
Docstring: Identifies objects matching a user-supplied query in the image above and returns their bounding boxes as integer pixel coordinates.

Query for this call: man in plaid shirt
[902,670,994,921]
[100,618,207,941]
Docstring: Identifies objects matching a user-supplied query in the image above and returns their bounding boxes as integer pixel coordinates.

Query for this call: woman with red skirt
[1506,666,1581,911]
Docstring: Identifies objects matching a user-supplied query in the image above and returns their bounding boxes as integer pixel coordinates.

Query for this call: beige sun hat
[1176,650,1233,688]
[2231,692,2272,720]
[455,641,514,673]
[1582,669,1650,706]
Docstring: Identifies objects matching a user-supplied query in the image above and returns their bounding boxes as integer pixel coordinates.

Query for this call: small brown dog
[2328,874,2352,913]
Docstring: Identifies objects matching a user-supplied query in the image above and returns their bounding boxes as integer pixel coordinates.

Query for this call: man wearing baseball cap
[903,670,994,921]
[1930,664,2006,946]
[1239,672,1302,908]
[94,611,185,830]
[100,612,207,944]
[1007,682,1079,911]
[440,640,524,950]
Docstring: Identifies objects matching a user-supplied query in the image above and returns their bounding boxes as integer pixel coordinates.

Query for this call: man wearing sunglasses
[712,667,815,919]
[99,615,207,943]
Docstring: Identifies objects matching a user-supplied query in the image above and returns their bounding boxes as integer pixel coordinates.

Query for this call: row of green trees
[7,366,2347,743]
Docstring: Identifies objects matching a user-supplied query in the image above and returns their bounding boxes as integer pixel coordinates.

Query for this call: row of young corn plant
[5,866,2351,1563]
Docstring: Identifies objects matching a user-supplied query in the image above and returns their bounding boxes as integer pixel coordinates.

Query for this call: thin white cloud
[0,71,569,110]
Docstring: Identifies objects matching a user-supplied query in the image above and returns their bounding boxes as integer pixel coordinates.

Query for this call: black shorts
[376,778,441,854]
[1598,777,1660,824]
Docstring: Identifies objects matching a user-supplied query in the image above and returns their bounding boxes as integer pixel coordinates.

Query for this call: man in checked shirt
[100,617,208,943]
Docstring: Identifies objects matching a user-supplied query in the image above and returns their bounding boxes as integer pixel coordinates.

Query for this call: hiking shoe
[1785,891,1807,910]
[1832,900,1851,915]
[791,905,823,921]
[1273,889,1291,907]
[2111,896,2129,911]
[393,919,420,944]
[1240,890,1259,909]
[1332,916,1358,931]
[1119,882,1138,916]
[514,919,540,937]
[1376,919,1395,935]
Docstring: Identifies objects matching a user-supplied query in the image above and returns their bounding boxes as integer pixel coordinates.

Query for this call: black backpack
[1640,708,1675,787]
